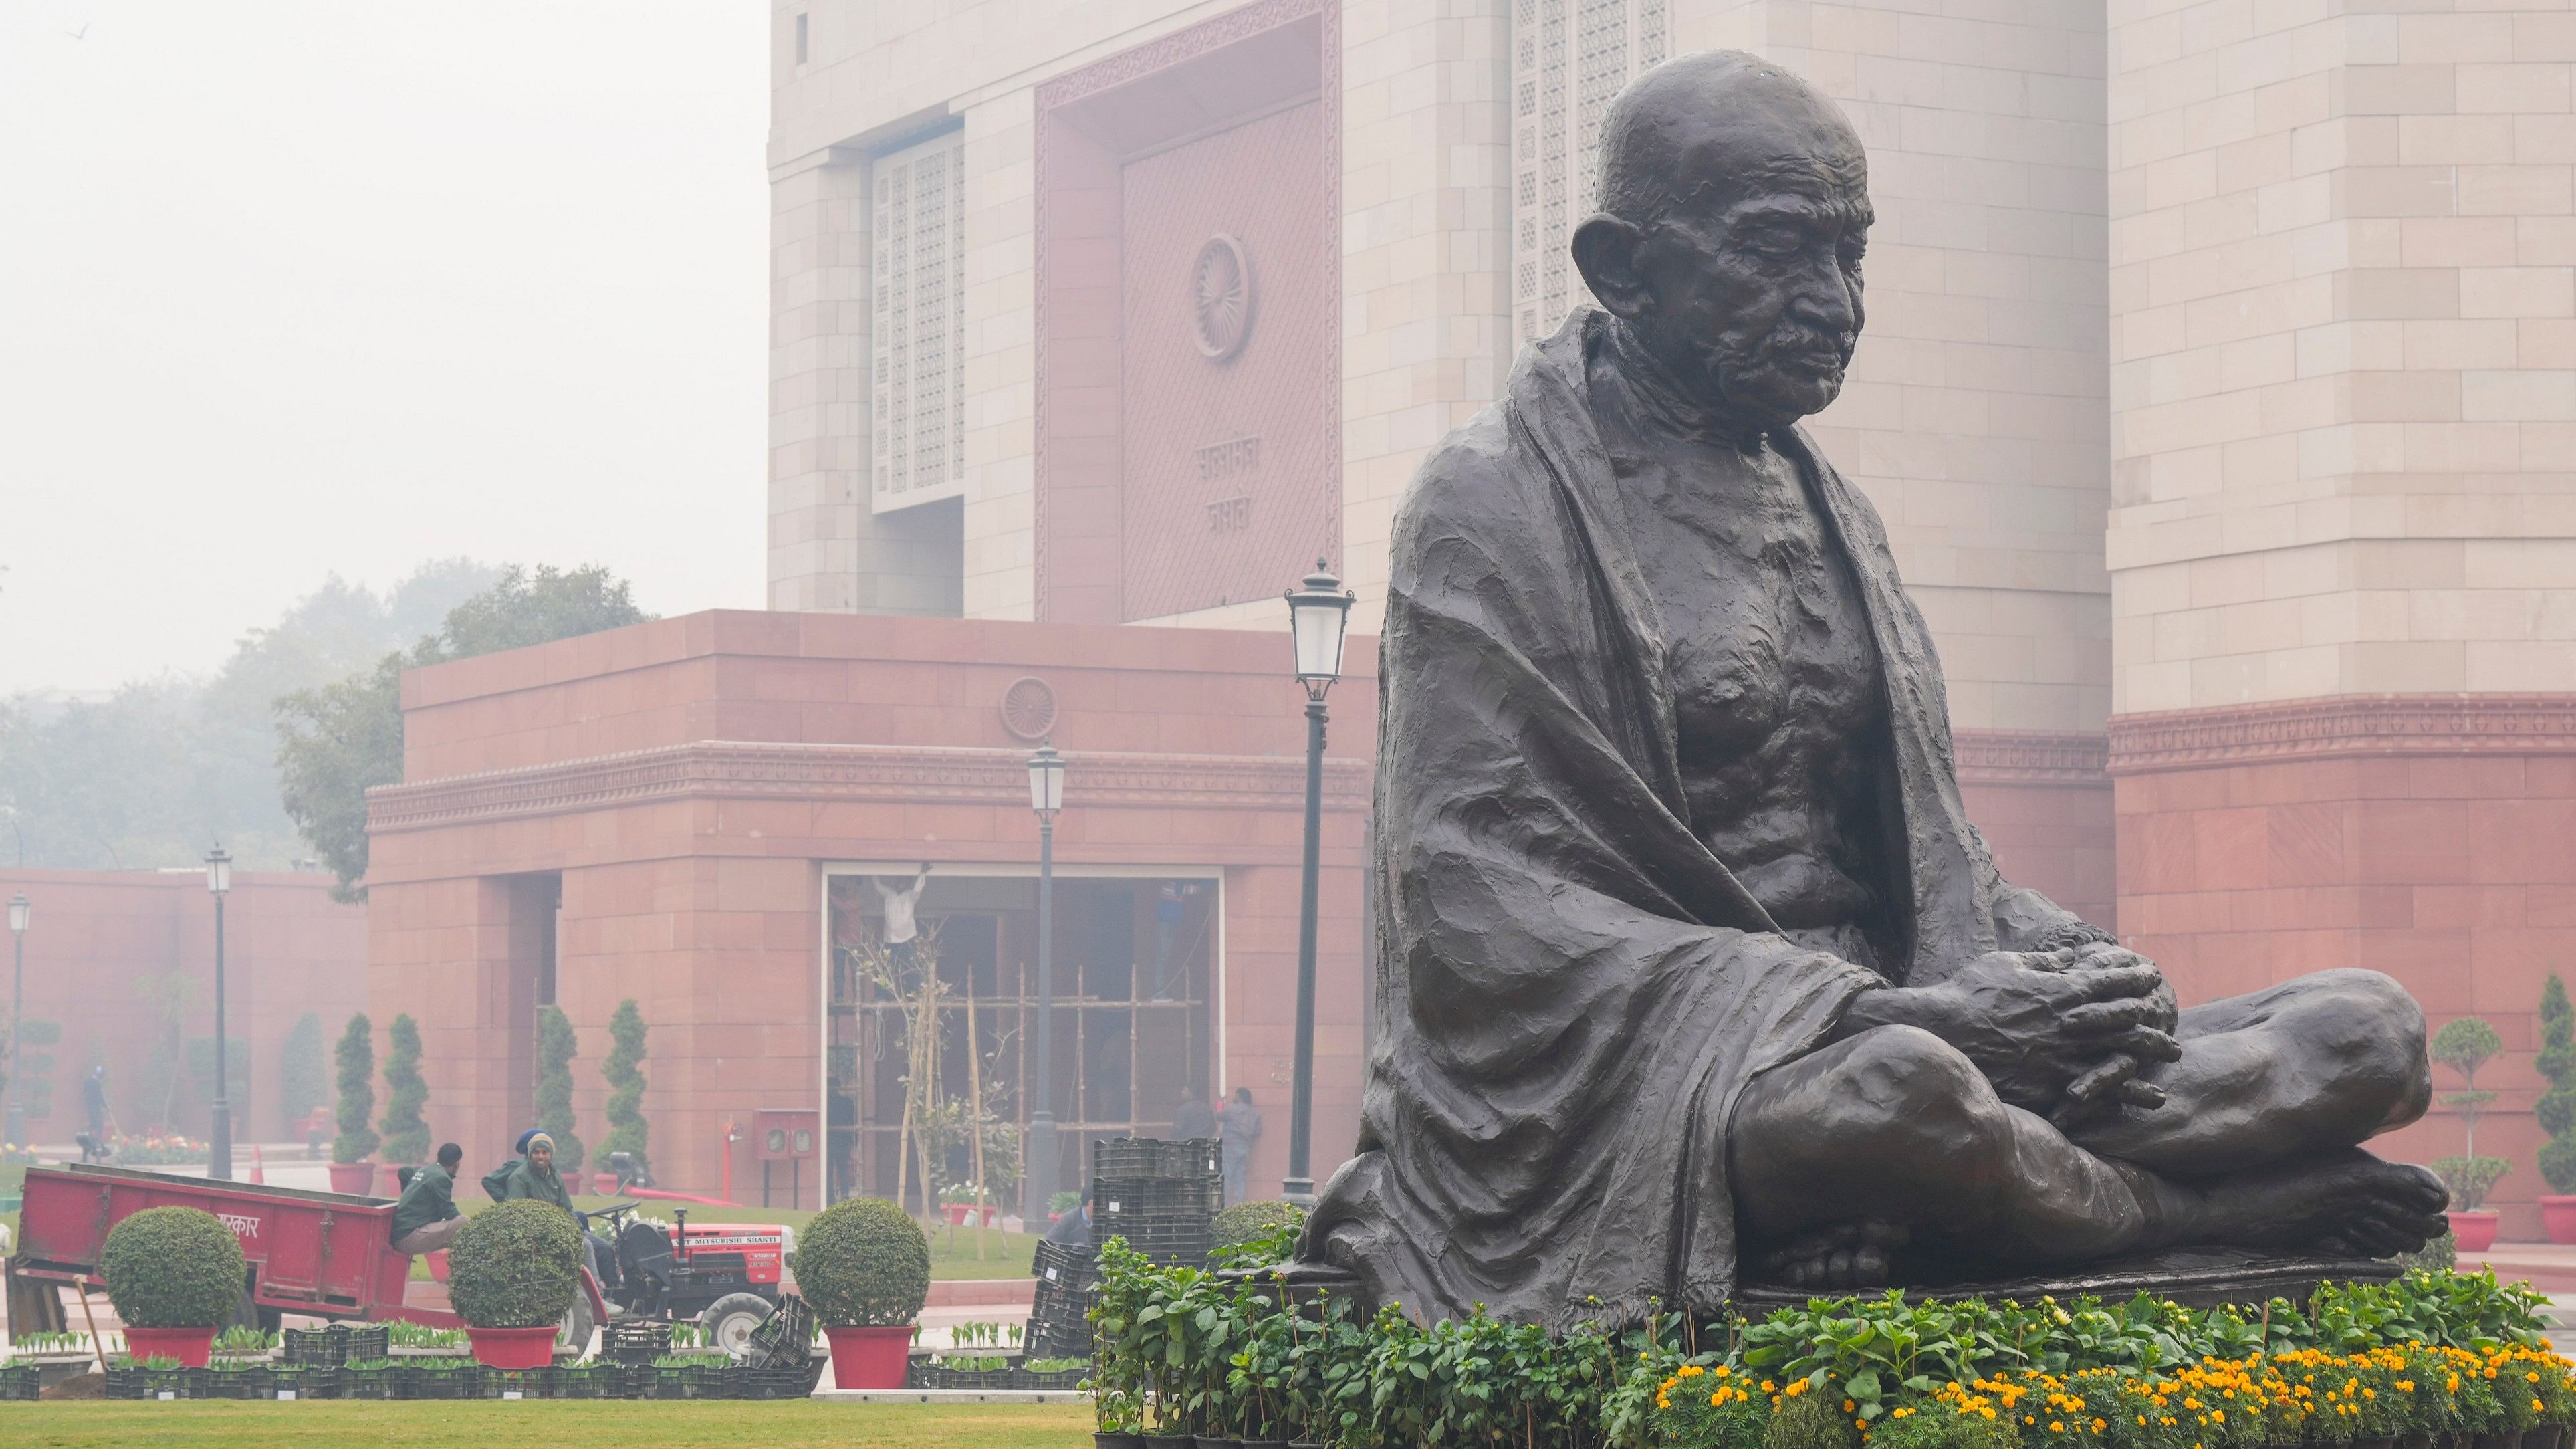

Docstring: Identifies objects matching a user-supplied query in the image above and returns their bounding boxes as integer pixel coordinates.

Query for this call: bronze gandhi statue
[1296,51,2446,1332]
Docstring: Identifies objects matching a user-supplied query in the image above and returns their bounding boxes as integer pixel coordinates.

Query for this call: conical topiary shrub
[2539,975,2576,1240]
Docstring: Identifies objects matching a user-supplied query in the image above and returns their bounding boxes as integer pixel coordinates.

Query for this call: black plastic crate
[0,1364,41,1401]
[743,1292,818,1371]
[104,1365,203,1400]
[404,1365,486,1400]
[487,1369,552,1400]
[599,1320,673,1366]
[1095,1175,1221,1215]
[282,1323,388,1368]
[340,1365,406,1400]
[1090,1137,1163,1178]
[1155,1139,1223,1178]
[199,1367,274,1400]
[268,1366,340,1400]
[1024,1312,1093,1360]
[1031,1238,1097,1285]
[735,1359,826,1400]
[1014,1361,1090,1391]
[547,1364,622,1400]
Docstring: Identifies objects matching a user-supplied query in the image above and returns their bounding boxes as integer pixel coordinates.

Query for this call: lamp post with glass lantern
[5,893,29,1151]
[1024,743,1066,1222]
[205,845,234,1181]
[1280,560,1355,1204]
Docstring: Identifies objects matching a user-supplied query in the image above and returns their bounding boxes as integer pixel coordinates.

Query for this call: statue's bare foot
[1754,1220,1908,1288]
[2178,1147,2448,1258]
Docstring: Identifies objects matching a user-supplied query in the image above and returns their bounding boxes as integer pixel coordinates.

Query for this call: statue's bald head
[1572,51,1873,432]
[1596,51,1866,230]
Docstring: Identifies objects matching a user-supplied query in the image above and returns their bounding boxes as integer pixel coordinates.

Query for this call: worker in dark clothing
[500,1133,577,1211]
[82,1066,108,1145]
[1171,1085,1217,1143]
[1044,1186,1094,1248]
[392,1143,467,1255]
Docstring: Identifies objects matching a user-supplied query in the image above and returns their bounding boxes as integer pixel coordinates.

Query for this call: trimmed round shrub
[1210,1199,1305,1261]
[100,1206,246,1329]
[796,1197,929,1327]
[446,1199,584,1329]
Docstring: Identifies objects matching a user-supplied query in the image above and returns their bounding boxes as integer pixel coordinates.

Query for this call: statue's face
[1626,148,1870,429]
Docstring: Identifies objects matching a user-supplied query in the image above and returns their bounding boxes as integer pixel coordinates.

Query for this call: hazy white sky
[0,2,769,696]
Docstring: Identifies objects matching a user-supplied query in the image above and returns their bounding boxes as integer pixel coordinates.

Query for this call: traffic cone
[250,1145,265,1185]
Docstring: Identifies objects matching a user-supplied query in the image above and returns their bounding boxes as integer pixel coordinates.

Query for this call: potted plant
[2539,976,2576,1242]
[797,1196,930,1389]
[98,1206,247,1367]
[328,1013,377,1195]
[445,1198,585,1369]
[2434,1015,2511,1250]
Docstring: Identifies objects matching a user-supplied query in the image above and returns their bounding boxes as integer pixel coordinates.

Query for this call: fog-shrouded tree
[277,1012,328,1138]
[0,561,499,872]
[276,564,649,900]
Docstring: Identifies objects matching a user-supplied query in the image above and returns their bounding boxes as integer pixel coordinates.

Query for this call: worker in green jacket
[390,1143,466,1255]
[500,1132,577,1211]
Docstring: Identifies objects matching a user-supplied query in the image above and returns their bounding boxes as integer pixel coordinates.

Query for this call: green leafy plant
[600,998,649,1176]
[376,1012,430,1164]
[211,1325,275,1355]
[99,1206,247,1329]
[533,1004,586,1176]
[2542,976,2576,1194]
[331,1012,376,1165]
[445,1198,584,1329]
[795,1196,930,1327]
[277,1012,326,1137]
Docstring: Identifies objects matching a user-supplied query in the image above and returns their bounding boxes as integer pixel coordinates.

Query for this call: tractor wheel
[701,1293,773,1360]
[556,1291,596,1359]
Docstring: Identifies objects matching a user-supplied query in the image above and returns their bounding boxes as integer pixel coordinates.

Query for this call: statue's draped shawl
[1300,310,2090,1332]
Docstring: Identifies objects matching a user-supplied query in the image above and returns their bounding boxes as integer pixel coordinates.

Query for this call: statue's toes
[1825,1249,1857,1285]
[1852,1245,1891,1284]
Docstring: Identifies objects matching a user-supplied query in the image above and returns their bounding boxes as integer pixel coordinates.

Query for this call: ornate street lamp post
[205,845,233,1181]
[1280,560,1354,1205]
[1025,743,1066,1222]
[5,893,28,1151]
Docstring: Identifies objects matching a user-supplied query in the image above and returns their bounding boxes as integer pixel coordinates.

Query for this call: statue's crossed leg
[1732,969,2448,1289]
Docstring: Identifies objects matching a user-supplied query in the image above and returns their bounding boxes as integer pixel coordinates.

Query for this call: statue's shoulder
[1397,393,1553,544]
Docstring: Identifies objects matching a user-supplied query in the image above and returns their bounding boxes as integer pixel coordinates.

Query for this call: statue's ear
[1571,214,1650,319]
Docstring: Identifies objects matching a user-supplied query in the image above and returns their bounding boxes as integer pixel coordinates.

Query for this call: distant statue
[1298,51,2444,1332]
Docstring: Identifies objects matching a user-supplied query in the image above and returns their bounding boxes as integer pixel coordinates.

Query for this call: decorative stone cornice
[1952,729,2111,786]
[2107,694,2576,775]
[368,740,1370,834]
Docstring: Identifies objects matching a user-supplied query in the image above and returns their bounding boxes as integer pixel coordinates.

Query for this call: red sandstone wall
[0,869,366,1147]
[370,612,1373,1201]
[2115,732,2576,1242]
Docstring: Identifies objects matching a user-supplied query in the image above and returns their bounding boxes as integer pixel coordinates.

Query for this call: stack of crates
[1091,1135,1223,1267]
[1024,1237,1098,1359]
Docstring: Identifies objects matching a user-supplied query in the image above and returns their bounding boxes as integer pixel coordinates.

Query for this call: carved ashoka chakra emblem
[1000,675,1059,742]
[1191,233,1254,361]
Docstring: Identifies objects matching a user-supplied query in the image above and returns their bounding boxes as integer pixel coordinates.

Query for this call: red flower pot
[2447,1209,2501,1252]
[327,1162,376,1196]
[824,1325,913,1389]
[379,1164,411,1196]
[464,1325,558,1370]
[2541,1196,2576,1244]
[123,1326,217,1368]
[943,1204,997,1227]
[426,1250,451,1283]
[593,1172,617,1196]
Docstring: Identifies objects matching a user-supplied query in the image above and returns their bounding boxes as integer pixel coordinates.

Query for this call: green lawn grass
[0,1400,1090,1446]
